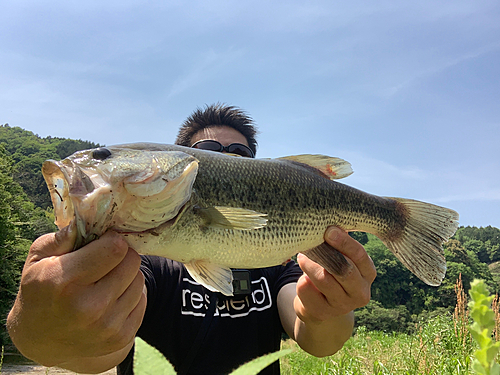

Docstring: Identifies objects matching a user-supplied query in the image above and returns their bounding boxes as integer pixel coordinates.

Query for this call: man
[7,104,376,374]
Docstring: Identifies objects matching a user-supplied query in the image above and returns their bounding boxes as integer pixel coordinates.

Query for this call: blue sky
[1,1,499,228]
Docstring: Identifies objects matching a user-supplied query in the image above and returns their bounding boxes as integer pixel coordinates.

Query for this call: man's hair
[175,103,258,155]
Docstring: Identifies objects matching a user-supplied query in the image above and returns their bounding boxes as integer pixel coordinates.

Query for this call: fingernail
[326,227,340,241]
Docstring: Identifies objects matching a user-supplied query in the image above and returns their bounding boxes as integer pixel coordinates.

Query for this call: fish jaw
[42,148,200,248]
[42,160,75,230]
[42,158,123,247]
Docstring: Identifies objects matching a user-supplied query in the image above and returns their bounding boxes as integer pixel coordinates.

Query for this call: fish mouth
[42,160,78,229]
[42,159,114,239]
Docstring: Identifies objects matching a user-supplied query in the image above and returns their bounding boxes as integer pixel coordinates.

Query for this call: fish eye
[92,148,112,160]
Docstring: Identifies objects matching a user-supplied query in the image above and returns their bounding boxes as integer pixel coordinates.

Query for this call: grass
[280,275,486,375]
[280,317,473,375]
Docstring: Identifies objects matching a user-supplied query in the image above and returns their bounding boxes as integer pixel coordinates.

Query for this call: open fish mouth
[42,158,119,247]
[42,160,78,230]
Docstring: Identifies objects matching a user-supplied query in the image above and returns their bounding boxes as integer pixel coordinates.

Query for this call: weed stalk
[492,294,500,342]
[454,273,471,350]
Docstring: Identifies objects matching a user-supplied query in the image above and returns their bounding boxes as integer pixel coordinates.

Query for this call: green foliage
[354,301,410,333]
[282,313,476,374]
[229,348,294,375]
[363,234,441,316]
[457,227,500,247]
[134,337,176,375]
[349,231,369,245]
[0,124,100,209]
[360,227,499,327]
[457,226,500,263]
[0,145,44,345]
[468,279,500,375]
[133,337,293,375]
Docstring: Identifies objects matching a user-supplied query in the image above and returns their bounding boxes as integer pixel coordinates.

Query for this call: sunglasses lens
[192,140,254,158]
[192,140,222,152]
[228,144,254,158]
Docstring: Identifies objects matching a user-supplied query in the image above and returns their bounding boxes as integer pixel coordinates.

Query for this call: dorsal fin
[277,155,353,180]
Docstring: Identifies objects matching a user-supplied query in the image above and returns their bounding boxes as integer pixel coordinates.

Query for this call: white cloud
[433,190,500,203]
[382,42,500,98]
[165,48,245,100]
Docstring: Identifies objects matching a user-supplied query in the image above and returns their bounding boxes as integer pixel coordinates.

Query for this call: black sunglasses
[191,139,255,158]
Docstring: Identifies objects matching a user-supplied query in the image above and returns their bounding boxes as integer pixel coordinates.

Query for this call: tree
[349,231,368,245]
[363,234,432,315]
[455,226,500,263]
[0,146,30,345]
[355,300,411,332]
[365,232,497,319]
[0,144,56,345]
[0,124,100,209]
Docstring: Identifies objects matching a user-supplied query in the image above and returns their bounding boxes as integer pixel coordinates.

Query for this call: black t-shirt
[117,256,303,375]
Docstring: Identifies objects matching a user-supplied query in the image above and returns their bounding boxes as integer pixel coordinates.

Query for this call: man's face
[190,125,253,157]
[191,126,249,149]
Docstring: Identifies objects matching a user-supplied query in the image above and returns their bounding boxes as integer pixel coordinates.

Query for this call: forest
[1,123,499,346]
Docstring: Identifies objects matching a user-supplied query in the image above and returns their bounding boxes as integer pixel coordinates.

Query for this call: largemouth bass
[42,143,459,295]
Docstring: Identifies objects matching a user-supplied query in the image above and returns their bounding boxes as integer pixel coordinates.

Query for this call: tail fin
[382,198,459,286]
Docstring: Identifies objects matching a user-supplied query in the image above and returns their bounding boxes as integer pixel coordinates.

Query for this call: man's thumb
[29,221,77,261]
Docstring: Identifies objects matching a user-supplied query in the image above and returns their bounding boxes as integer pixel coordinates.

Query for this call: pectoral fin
[302,242,353,276]
[185,260,234,296]
[278,155,353,180]
[196,206,268,230]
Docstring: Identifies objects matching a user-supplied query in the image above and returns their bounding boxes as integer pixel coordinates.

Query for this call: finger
[99,272,147,352]
[94,248,143,305]
[117,285,147,350]
[294,275,325,322]
[298,253,351,293]
[28,221,77,263]
[114,270,146,323]
[124,284,147,337]
[299,252,363,300]
[58,231,130,285]
[61,266,146,357]
[298,253,371,312]
[294,272,346,321]
[325,227,376,282]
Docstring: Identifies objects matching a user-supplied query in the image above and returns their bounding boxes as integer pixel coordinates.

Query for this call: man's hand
[278,227,376,357]
[295,227,376,323]
[7,223,147,372]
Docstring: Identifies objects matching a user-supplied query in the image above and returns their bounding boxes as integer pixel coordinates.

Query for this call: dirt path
[1,350,117,375]
[0,364,116,375]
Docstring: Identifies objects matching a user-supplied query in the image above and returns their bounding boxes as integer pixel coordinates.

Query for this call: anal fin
[302,242,353,276]
[185,260,234,296]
